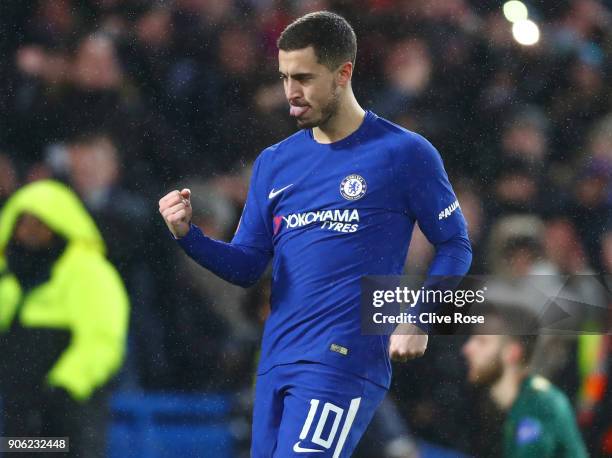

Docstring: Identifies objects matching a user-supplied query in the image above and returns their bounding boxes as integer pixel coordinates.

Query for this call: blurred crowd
[1,0,611,456]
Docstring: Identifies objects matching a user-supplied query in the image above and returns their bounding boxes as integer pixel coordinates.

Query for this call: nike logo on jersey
[293,441,324,453]
[268,184,294,199]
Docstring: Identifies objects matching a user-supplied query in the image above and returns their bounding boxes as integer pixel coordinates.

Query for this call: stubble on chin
[296,118,316,129]
[469,359,503,386]
[297,83,340,130]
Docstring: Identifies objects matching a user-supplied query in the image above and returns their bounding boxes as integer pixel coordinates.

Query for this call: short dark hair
[277,11,357,71]
[476,303,540,366]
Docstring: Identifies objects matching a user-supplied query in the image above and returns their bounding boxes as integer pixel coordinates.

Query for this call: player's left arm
[402,134,472,276]
[389,134,472,361]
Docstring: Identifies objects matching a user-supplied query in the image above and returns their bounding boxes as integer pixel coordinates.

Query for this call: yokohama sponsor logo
[283,209,360,228]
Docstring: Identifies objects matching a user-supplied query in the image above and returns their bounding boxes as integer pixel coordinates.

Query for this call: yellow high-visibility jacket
[0,180,129,401]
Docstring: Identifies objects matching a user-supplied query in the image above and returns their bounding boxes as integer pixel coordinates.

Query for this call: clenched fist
[159,188,192,239]
[389,323,428,362]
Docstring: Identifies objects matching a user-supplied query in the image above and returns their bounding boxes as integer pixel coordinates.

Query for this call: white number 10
[298,397,361,457]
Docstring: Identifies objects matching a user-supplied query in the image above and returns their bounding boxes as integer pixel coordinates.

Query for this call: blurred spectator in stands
[68,33,188,187]
[486,158,543,219]
[27,0,78,49]
[15,44,69,85]
[570,162,612,270]
[476,67,517,125]
[64,133,152,266]
[211,24,272,171]
[374,37,433,128]
[0,180,128,457]
[587,113,612,166]
[66,134,120,207]
[544,218,593,276]
[10,44,70,166]
[0,153,18,208]
[502,235,544,277]
[463,305,589,458]
[72,33,123,90]
[552,0,611,56]
[551,53,609,163]
[501,107,550,165]
[255,1,294,59]
[126,5,214,173]
[10,32,187,188]
[567,114,612,267]
[133,7,174,92]
[488,107,555,209]
[62,132,168,389]
[486,214,555,278]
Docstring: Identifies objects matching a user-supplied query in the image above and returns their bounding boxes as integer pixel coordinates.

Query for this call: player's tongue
[290,105,309,117]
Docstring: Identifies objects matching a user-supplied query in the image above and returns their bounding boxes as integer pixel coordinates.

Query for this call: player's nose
[285,79,303,100]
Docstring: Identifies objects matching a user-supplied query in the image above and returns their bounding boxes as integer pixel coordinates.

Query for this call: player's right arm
[159,156,273,288]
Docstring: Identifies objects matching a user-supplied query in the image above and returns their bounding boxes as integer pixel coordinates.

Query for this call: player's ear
[336,61,353,87]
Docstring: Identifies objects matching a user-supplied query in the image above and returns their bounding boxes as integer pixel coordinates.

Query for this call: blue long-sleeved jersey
[178,111,471,388]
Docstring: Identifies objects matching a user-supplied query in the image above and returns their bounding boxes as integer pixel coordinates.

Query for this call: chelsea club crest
[340,174,367,200]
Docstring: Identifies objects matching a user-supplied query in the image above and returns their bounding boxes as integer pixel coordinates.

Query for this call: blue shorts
[251,362,387,457]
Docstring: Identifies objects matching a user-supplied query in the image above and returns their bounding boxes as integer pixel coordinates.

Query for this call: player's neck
[312,93,365,144]
[490,367,528,411]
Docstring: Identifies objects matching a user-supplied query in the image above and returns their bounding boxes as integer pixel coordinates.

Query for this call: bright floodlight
[512,19,540,46]
[503,1,529,23]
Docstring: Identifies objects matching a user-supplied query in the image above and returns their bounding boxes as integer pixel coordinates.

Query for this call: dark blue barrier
[419,441,472,458]
[109,392,234,458]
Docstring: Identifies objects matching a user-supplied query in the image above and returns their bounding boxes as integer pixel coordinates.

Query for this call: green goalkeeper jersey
[504,375,588,458]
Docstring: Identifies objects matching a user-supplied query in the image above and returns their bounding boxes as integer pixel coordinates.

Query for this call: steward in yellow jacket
[0,180,129,456]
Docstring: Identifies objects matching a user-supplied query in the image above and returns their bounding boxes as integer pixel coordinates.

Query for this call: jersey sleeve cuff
[175,223,205,248]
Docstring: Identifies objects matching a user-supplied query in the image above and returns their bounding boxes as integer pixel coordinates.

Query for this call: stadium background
[0,0,611,456]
